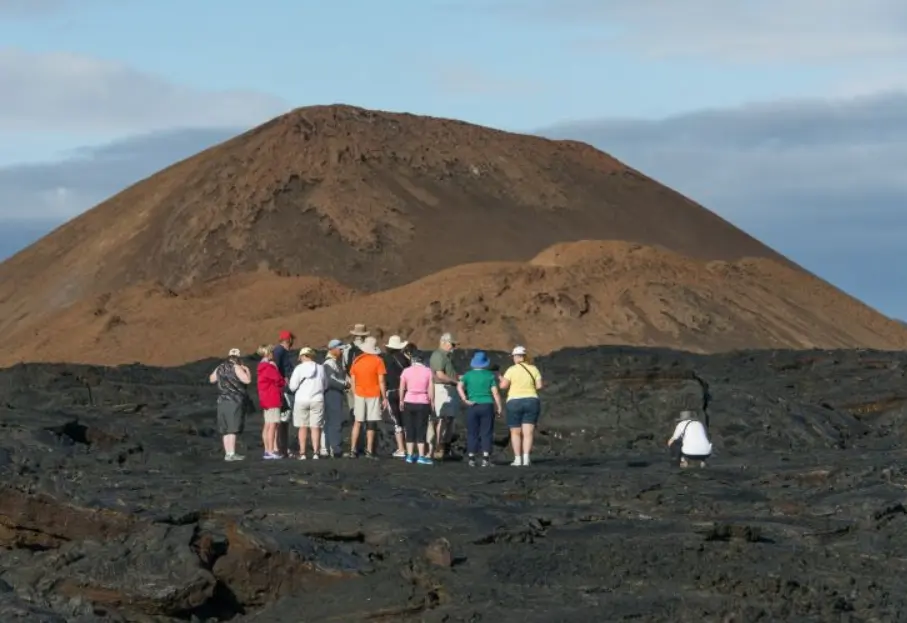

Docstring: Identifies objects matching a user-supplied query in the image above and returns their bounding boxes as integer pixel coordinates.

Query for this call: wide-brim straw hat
[385,335,408,350]
[349,323,370,337]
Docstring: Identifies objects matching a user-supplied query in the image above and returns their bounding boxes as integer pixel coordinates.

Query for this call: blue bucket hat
[470,351,490,369]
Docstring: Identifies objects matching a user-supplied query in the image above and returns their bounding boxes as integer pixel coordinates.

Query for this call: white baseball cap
[511,345,527,356]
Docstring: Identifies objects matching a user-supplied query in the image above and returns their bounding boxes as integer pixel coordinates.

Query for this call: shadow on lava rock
[1,346,906,621]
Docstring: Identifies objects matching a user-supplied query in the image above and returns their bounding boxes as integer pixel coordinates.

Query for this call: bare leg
[435,419,448,458]
[366,427,376,454]
[311,427,322,455]
[223,434,236,455]
[509,429,522,464]
[267,423,278,454]
[298,427,308,458]
[395,429,406,454]
[350,421,362,455]
[261,419,269,453]
[521,424,535,455]
[417,442,427,457]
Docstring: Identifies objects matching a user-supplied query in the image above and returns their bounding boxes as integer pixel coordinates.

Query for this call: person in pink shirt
[399,348,435,464]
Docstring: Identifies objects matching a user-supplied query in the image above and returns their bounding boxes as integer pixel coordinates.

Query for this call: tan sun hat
[349,323,370,337]
[228,348,241,357]
[385,335,408,350]
[298,347,316,359]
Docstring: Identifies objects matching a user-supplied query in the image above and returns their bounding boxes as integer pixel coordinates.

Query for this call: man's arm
[208,369,218,384]
[666,422,683,446]
[235,364,251,384]
[325,360,348,391]
[379,374,388,407]
[431,352,458,384]
[435,369,457,384]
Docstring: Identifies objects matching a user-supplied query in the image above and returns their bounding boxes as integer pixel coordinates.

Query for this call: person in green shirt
[457,351,502,467]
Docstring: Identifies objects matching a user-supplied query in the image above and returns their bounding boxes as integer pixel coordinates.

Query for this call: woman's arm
[457,380,470,405]
[491,385,502,416]
[288,366,303,393]
[399,375,408,407]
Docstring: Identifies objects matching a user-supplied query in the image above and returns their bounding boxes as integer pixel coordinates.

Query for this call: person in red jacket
[257,344,286,459]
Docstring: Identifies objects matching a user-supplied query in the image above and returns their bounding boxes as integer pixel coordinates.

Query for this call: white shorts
[353,395,383,422]
[293,400,325,428]
[432,384,461,419]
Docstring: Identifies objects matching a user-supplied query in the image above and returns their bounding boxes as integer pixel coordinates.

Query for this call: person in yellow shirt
[498,346,543,466]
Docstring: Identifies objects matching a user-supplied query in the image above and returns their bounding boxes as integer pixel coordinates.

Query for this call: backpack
[341,343,363,375]
[383,352,409,392]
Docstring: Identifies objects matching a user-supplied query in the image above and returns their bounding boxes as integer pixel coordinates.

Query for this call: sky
[1,0,905,319]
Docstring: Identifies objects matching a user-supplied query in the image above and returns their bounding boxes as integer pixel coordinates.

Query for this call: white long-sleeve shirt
[669,419,712,456]
[288,361,327,404]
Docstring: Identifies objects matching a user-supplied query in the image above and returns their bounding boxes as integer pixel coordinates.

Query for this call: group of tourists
[208,324,544,467]
[209,323,713,468]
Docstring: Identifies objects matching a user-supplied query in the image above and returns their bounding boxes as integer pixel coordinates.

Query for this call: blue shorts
[506,397,540,428]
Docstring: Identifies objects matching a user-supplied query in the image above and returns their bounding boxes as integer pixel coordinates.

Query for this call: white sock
[522,453,530,464]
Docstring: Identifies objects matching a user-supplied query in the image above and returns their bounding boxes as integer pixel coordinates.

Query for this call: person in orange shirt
[348,336,388,459]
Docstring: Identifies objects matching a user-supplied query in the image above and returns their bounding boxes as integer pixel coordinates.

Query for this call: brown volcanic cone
[2,241,906,367]
[0,104,788,339]
[1,104,905,365]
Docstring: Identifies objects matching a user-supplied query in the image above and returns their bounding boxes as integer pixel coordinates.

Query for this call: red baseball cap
[278,330,294,341]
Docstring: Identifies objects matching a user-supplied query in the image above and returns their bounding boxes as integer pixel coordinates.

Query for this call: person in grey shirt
[320,339,350,457]
[428,332,460,460]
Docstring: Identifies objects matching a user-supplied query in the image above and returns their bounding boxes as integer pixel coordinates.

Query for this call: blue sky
[1,0,906,319]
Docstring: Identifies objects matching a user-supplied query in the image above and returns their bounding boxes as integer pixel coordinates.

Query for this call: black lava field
[2,346,907,622]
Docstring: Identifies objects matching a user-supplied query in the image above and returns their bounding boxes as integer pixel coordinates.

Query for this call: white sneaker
[392,449,406,458]
[522,454,531,466]
[510,457,522,466]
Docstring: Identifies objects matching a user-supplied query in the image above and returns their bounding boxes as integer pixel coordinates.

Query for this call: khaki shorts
[293,400,325,428]
[263,408,281,424]
[432,384,461,419]
[353,395,383,422]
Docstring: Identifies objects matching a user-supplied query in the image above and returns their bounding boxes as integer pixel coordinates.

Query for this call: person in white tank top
[667,410,712,468]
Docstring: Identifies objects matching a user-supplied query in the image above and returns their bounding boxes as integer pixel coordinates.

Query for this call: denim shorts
[505,397,540,428]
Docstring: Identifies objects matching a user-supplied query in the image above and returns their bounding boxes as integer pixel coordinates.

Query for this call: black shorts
[217,401,245,435]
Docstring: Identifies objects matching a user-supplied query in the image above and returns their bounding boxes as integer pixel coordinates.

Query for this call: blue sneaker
[416,456,433,465]
[405,454,416,463]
